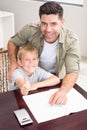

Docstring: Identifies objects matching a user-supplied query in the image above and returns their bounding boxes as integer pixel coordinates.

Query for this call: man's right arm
[8,40,19,82]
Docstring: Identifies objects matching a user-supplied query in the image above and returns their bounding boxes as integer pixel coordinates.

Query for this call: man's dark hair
[39,1,63,19]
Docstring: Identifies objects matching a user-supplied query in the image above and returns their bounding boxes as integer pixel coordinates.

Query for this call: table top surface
[0,83,87,130]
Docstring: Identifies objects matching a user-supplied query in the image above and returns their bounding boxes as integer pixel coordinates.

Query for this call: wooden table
[0,83,87,130]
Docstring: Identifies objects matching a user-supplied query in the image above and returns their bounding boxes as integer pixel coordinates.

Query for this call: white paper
[23,88,87,123]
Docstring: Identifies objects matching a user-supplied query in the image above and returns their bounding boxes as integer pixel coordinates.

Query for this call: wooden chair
[0,50,9,93]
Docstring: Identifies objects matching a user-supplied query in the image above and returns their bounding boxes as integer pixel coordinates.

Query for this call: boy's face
[40,14,64,43]
[19,51,39,76]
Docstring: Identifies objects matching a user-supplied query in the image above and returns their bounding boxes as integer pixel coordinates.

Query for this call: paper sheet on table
[23,88,87,123]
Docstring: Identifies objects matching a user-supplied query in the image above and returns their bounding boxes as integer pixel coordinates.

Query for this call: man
[8,1,80,105]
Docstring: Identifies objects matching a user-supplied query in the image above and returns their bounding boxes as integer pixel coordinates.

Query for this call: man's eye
[41,22,46,26]
[52,23,57,25]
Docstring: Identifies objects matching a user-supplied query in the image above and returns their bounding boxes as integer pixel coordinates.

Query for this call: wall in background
[33,0,84,6]
[0,11,15,49]
[0,0,87,57]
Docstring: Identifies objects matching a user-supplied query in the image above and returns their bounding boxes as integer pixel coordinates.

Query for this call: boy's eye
[33,58,37,60]
[25,59,29,61]
[25,58,37,61]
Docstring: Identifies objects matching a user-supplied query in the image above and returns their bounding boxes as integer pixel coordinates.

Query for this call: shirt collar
[58,27,65,44]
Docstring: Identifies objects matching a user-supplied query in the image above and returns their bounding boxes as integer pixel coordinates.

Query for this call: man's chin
[45,38,56,43]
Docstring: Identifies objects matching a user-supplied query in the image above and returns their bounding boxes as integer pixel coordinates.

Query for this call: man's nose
[46,25,52,32]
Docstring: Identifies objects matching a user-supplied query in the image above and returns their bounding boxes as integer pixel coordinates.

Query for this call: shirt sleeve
[10,24,32,46]
[65,33,80,73]
[12,68,24,83]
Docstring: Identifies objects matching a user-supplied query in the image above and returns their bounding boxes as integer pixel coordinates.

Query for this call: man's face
[40,14,64,43]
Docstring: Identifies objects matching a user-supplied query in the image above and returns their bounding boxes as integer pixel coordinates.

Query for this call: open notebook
[23,88,87,123]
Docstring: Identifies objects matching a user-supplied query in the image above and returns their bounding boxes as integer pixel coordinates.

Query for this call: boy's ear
[17,58,22,67]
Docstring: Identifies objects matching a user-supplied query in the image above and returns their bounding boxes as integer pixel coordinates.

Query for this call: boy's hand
[20,81,30,95]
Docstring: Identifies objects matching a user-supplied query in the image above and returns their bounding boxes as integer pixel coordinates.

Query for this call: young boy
[10,44,60,95]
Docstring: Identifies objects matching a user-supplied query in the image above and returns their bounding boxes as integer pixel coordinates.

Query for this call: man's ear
[17,58,22,67]
[61,18,65,27]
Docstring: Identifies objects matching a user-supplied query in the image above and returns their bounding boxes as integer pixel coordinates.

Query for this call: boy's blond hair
[17,44,38,60]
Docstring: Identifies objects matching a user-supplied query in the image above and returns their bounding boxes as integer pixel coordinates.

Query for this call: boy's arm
[29,75,60,90]
[15,78,30,95]
[15,74,60,95]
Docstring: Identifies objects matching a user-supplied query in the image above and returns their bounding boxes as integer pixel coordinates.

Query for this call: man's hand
[49,88,67,105]
[8,40,19,82]
[8,63,19,82]
[49,73,78,105]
